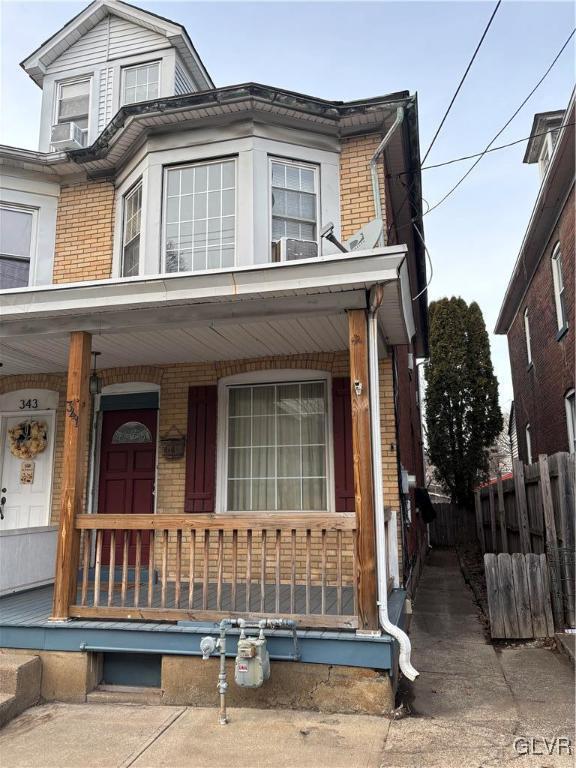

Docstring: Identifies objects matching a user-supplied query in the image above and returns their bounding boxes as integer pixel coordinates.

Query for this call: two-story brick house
[0,0,428,710]
[496,92,575,464]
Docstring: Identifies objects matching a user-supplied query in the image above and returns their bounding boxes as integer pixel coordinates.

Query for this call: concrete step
[555,633,575,665]
[87,684,163,705]
[0,652,41,728]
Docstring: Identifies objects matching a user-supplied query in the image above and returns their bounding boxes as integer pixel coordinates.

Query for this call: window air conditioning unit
[50,122,86,151]
[276,238,318,262]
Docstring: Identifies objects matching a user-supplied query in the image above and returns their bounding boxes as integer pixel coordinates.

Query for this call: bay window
[226,380,328,512]
[271,159,318,260]
[164,159,236,272]
[0,205,34,289]
[121,181,142,277]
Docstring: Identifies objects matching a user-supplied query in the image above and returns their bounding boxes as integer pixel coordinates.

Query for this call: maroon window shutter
[332,377,355,513]
[184,385,217,513]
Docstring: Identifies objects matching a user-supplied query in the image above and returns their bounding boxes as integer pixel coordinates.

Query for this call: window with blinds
[0,205,34,290]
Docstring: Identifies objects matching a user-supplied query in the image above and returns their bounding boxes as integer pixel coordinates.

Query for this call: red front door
[98,409,157,565]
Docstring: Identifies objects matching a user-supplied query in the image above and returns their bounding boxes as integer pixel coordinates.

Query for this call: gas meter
[234,635,270,688]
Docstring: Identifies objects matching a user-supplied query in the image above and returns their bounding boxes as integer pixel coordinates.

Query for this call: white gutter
[370,107,405,246]
[368,285,419,681]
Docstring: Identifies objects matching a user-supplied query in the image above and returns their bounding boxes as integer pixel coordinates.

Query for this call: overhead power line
[392,123,576,176]
[423,27,576,216]
[421,0,502,165]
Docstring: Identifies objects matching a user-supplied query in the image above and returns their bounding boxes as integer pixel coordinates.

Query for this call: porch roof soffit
[0,247,410,339]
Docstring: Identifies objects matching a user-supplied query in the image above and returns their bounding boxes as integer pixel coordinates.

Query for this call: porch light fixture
[89,351,102,396]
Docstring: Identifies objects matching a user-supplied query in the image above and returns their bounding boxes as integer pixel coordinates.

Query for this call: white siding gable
[174,54,194,96]
[45,16,170,75]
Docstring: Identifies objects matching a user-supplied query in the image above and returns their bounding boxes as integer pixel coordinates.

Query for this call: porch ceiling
[0,248,413,375]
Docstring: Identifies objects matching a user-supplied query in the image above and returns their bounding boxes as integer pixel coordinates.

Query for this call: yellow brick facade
[53,181,115,284]
[339,134,387,240]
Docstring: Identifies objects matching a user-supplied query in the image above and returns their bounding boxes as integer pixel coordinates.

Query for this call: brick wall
[508,186,575,462]
[0,352,399,587]
[53,181,115,283]
[339,134,387,240]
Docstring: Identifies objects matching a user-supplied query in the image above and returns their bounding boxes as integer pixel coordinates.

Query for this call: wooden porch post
[51,331,92,620]
[347,309,379,630]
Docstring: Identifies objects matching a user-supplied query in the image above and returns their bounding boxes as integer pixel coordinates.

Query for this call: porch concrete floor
[0,550,573,767]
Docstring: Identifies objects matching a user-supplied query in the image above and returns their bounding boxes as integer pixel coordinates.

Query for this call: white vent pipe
[368,285,418,681]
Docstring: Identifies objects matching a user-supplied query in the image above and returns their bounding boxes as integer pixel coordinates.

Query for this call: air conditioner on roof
[276,238,318,262]
[50,122,86,151]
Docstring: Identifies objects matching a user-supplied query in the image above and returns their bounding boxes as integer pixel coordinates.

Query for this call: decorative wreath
[8,420,48,460]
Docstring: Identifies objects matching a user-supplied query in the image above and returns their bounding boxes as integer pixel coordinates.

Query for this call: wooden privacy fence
[475,452,575,630]
[485,553,554,639]
[429,503,477,547]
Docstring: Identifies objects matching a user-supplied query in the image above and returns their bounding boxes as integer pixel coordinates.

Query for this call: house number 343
[19,399,38,410]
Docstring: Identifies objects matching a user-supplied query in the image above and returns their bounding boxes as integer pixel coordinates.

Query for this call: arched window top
[552,241,561,258]
[112,421,152,444]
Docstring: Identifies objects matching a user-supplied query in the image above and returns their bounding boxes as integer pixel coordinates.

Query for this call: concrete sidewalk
[0,550,573,768]
[382,549,575,767]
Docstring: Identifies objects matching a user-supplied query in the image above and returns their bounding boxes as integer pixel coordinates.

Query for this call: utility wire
[392,123,575,176]
[421,0,502,165]
[423,27,576,216]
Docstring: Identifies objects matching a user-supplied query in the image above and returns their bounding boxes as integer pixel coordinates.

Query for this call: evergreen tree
[425,297,503,507]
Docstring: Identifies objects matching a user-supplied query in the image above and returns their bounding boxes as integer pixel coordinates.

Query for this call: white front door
[0,411,56,530]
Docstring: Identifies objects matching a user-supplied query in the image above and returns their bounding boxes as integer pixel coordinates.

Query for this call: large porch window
[226,380,328,512]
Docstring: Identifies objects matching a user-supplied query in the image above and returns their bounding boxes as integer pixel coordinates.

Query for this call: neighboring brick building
[0,0,428,701]
[496,93,575,462]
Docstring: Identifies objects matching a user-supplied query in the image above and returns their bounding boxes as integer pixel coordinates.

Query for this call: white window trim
[0,202,38,288]
[53,75,92,144]
[525,423,532,465]
[268,156,321,258]
[161,156,238,274]
[215,369,335,515]
[538,131,554,180]
[565,389,576,455]
[524,308,532,365]
[551,242,567,332]
[121,179,143,277]
[120,60,162,107]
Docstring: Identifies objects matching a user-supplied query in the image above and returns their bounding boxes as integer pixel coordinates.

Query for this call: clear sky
[1,0,574,414]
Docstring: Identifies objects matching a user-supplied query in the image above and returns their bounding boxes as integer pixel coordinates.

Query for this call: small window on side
[270,159,319,261]
[56,78,90,143]
[565,390,575,454]
[551,243,567,332]
[525,424,532,465]
[523,308,532,365]
[122,182,142,277]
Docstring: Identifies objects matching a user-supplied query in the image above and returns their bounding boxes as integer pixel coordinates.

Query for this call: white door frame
[0,409,56,529]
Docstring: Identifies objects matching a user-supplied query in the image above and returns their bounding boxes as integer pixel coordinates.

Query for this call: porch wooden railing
[70,514,358,629]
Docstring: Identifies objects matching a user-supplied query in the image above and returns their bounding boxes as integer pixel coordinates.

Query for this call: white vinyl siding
[122,61,160,105]
[121,182,142,277]
[566,390,575,454]
[226,381,328,512]
[524,308,532,365]
[0,205,35,289]
[551,243,568,331]
[174,56,194,95]
[164,159,236,273]
[45,16,169,74]
[98,67,114,132]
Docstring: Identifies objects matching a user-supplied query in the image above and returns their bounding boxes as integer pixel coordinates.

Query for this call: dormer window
[538,133,552,179]
[122,62,160,106]
[55,78,90,145]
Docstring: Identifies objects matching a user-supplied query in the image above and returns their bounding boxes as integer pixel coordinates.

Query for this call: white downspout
[370,106,405,246]
[368,285,419,681]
